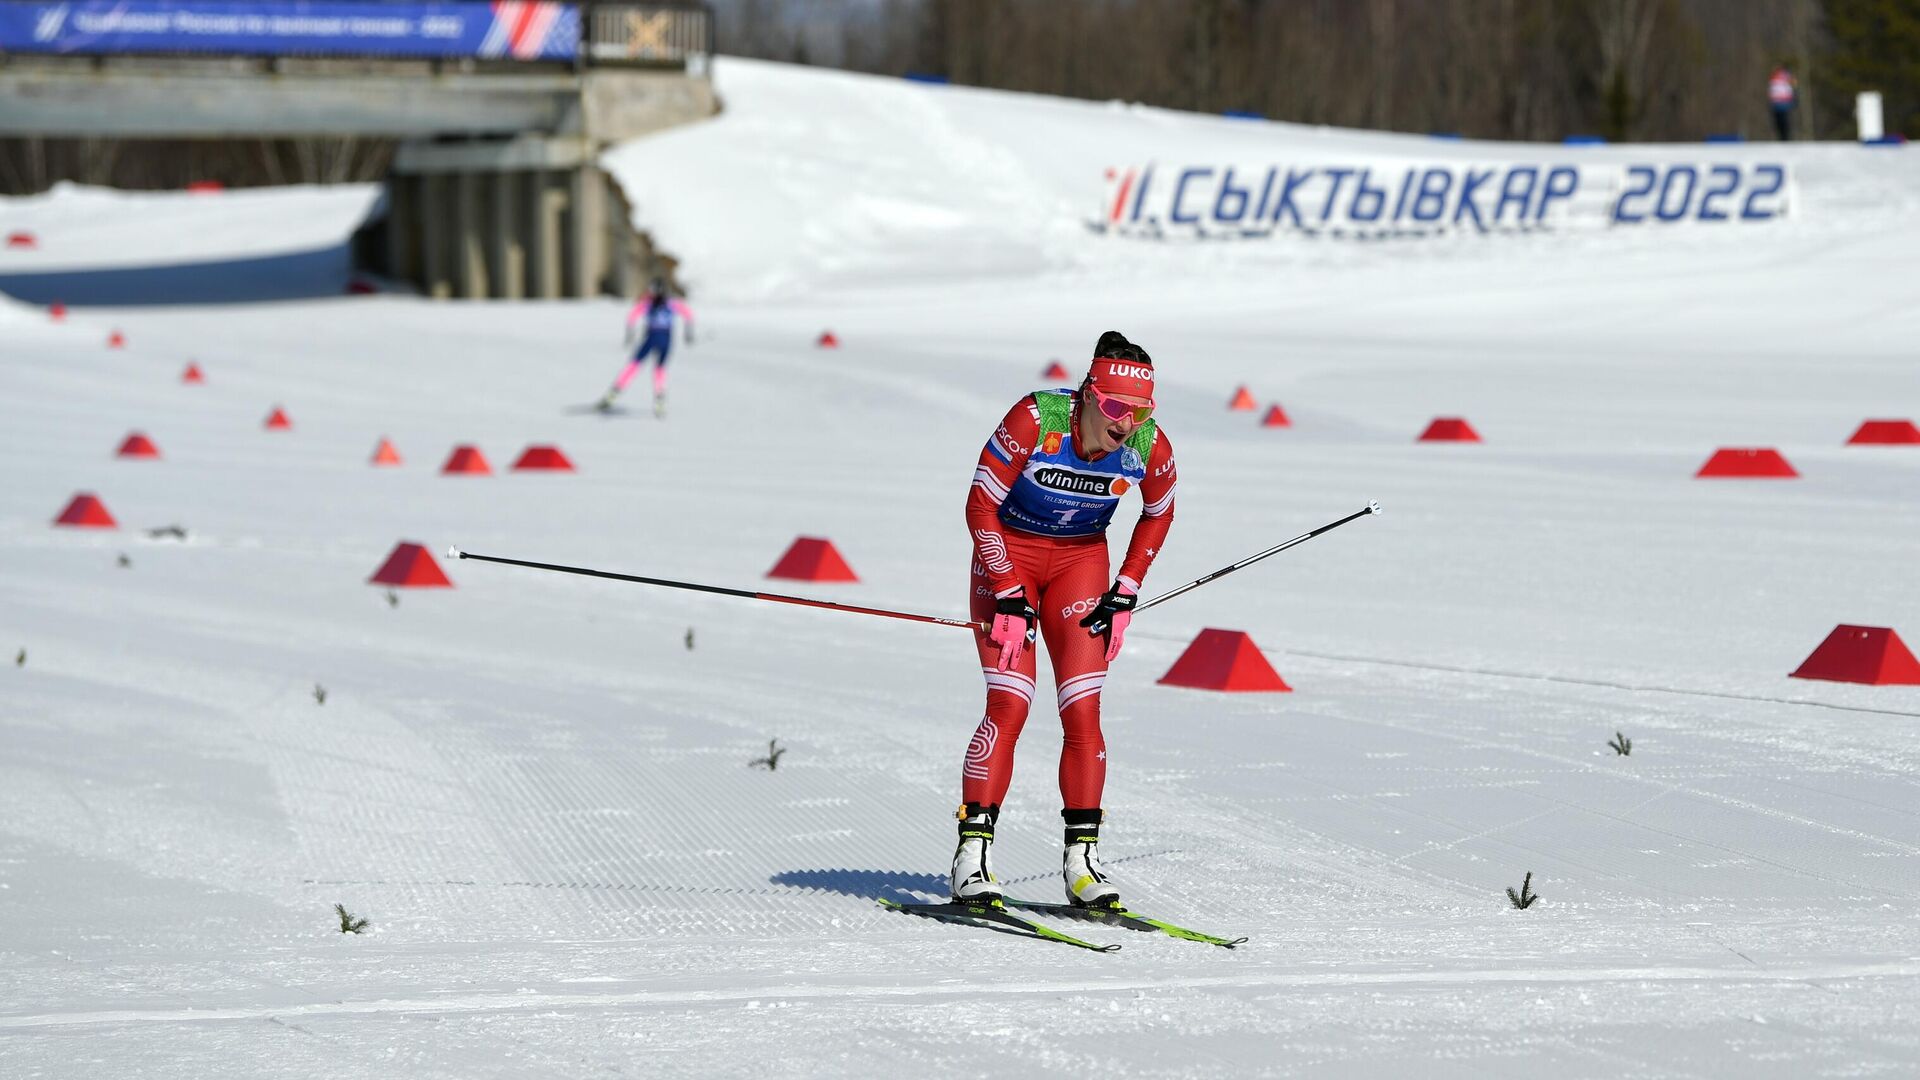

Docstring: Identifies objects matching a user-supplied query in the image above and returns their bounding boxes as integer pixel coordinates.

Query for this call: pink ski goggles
[1086,382,1154,424]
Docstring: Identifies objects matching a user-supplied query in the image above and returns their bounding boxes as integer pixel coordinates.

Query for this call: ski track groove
[6,960,1916,1032]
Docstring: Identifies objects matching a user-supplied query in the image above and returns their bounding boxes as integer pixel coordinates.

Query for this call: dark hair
[1092,330,1152,367]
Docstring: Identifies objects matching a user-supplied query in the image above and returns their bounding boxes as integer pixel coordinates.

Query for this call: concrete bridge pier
[5,9,717,302]
[371,136,645,300]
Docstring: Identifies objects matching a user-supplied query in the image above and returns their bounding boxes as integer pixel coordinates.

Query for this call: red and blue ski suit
[962,388,1176,811]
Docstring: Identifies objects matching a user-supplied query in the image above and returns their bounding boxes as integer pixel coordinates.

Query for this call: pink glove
[989,590,1038,672]
[1078,581,1138,662]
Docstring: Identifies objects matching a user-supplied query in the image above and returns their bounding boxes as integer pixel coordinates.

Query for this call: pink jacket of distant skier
[627,296,695,337]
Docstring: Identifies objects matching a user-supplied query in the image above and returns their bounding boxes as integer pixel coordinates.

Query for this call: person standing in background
[1769,64,1799,141]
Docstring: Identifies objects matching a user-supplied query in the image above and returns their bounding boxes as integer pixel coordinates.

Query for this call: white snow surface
[4,57,1920,1079]
[605,58,1920,302]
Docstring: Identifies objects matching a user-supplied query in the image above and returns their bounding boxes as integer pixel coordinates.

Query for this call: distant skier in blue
[598,278,695,416]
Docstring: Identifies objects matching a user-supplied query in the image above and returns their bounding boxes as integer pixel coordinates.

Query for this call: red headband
[1087,357,1155,401]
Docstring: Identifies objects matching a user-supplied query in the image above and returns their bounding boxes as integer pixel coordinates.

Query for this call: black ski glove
[1077,583,1136,637]
[1077,582,1138,661]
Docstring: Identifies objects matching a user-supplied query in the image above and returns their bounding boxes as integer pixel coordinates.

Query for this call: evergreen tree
[1822,0,1920,136]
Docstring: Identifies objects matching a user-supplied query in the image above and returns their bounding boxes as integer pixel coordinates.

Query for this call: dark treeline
[0,136,393,196]
[720,0,1918,142]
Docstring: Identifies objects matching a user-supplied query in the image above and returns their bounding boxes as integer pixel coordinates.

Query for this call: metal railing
[584,3,712,67]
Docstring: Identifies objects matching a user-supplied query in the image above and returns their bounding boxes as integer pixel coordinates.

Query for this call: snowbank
[604,57,1920,301]
[0,181,379,274]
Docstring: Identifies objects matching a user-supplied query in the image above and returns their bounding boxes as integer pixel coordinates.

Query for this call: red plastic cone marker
[1695,447,1796,478]
[107,330,126,349]
[368,542,453,588]
[1847,419,1920,445]
[440,445,492,475]
[5,231,35,250]
[1261,404,1291,428]
[370,438,402,466]
[511,445,575,471]
[264,407,293,431]
[49,301,68,322]
[1042,361,1070,380]
[1418,417,1481,442]
[1790,625,1920,685]
[181,362,205,384]
[1157,629,1291,692]
[116,432,160,459]
[1227,386,1257,411]
[186,180,224,194]
[767,536,859,582]
[53,493,117,529]
[817,331,840,348]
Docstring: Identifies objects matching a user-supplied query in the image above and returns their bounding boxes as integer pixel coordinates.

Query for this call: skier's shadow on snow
[770,869,945,902]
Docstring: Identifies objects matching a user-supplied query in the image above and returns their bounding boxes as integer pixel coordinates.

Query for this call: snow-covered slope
[3,58,1919,1079]
[0,182,379,274]
[0,182,379,305]
[605,57,1920,300]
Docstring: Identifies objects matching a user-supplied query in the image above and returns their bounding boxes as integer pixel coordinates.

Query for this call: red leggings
[962,530,1112,811]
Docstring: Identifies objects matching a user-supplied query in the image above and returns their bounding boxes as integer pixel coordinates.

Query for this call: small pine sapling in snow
[146,524,188,540]
[385,589,399,609]
[1608,732,1632,756]
[14,648,23,668]
[685,627,695,651]
[117,553,131,568]
[334,903,369,934]
[1506,872,1539,910]
[749,739,786,771]
[313,684,327,705]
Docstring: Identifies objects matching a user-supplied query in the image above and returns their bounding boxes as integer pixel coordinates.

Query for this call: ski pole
[1134,501,1380,614]
[450,501,1376,631]
[446,546,987,632]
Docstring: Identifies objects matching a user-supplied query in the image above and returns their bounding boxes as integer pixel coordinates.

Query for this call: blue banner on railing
[0,1,579,60]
